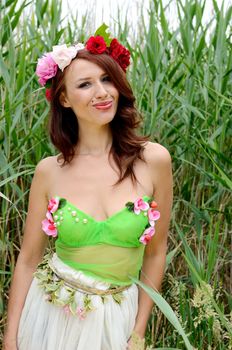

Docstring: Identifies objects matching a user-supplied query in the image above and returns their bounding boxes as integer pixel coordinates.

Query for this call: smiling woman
[3,25,173,350]
[60,59,119,127]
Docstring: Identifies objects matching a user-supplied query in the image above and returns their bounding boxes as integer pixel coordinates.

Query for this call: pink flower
[133,198,150,215]
[63,305,71,315]
[139,226,155,245]
[148,209,160,226]
[44,294,51,301]
[76,307,86,320]
[36,54,58,86]
[50,44,84,71]
[47,197,59,213]
[42,211,57,237]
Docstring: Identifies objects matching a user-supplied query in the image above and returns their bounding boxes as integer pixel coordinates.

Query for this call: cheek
[113,88,119,101]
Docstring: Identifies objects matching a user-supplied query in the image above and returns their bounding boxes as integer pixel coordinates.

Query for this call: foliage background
[0,0,231,349]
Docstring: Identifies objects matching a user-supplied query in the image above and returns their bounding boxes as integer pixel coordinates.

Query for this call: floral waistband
[33,253,132,319]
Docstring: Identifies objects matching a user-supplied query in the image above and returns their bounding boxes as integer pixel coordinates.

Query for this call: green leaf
[94,23,112,46]
[130,277,194,350]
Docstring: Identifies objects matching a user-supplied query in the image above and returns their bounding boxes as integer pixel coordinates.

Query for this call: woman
[3,29,173,350]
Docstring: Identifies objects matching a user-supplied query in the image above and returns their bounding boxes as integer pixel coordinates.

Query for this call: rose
[45,88,52,102]
[85,36,107,54]
[109,39,130,71]
[36,54,58,86]
[50,43,84,71]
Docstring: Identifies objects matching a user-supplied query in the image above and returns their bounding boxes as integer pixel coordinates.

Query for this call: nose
[94,80,108,99]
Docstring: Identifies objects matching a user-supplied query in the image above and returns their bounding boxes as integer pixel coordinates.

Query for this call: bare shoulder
[142,141,172,191]
[143,141,172,167]
[35,155,60,173]
[33,155,60,199]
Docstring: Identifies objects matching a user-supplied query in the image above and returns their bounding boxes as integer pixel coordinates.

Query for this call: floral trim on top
[126,197,160,245]
[42,197,66,237]
[41,196,160,245]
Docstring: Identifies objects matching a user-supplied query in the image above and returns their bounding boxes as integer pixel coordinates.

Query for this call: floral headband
[36,24,130,101]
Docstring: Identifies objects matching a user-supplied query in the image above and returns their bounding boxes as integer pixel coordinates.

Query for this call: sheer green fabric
[55,242,145,285]
[54,195,151,285]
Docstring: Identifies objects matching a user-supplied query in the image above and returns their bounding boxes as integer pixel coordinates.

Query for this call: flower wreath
[36,23,130,101]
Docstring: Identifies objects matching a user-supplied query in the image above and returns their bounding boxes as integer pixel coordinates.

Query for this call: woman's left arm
[133,143,173,338]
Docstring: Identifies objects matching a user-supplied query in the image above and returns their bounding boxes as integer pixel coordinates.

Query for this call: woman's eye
[79,82,89,88]
[78,76,111,88]
[102,76,111,82]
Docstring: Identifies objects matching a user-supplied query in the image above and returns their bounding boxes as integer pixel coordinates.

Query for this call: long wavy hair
[49,49,150,186]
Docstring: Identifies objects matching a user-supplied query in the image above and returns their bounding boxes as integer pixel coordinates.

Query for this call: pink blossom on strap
[133,198,150,215]
[148,208,160,227]
[42,211,57,237]
[139,226,155,245]
[47,197,59,213]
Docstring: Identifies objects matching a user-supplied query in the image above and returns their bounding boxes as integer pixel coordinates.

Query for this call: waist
[34,253,136,318]
[48,254,131,295]
[55,241,145,285]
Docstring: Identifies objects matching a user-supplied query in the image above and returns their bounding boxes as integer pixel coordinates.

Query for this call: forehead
[64,58,106,83]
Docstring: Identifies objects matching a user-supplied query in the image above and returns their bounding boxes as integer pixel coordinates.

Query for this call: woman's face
[61,58,119,127]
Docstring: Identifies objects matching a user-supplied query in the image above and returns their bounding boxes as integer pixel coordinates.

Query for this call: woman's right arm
[3,158,51,349]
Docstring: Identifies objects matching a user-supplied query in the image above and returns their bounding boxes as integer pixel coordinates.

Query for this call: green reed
[0,0,231,348]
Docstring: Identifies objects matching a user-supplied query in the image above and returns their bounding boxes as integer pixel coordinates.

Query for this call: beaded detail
[41,195,160,246]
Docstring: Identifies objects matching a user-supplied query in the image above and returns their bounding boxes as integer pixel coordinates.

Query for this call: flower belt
[33,253,132,319]
[48,260,131,296]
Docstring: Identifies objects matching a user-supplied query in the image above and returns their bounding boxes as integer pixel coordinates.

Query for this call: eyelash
[78,76,111,88]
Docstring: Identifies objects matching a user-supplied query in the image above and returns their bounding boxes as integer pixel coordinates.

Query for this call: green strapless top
[46,195,155,285]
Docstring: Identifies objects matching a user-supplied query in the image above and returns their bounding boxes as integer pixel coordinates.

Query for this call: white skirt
[17,253,138,350]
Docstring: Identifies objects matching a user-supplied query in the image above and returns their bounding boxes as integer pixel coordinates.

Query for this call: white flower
[58,286,70,302]
[75,43,85,51]
[50,43,85,71]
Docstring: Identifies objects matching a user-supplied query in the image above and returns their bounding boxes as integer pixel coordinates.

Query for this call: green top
[52,195,152,286]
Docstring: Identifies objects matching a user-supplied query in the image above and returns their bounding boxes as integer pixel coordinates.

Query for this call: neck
[75,124,113,157]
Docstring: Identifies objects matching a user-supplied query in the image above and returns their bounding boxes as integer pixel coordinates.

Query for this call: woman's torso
[46,142,155,222]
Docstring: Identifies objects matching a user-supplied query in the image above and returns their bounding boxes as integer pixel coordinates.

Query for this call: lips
[93,100,112,106]
[93,101,113,110]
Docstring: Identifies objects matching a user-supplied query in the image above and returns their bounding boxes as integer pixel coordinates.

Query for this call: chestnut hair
[49,49,150,186]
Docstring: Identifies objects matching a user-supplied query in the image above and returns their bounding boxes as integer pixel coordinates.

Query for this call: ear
[59,91,71,108]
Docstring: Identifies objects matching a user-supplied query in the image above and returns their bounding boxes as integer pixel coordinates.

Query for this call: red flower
[45,88,52,102]
[86,36,107,54]
[150,200,158,209]
[109,39,130,71]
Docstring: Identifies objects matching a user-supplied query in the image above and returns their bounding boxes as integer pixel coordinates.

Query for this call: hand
[127,330,145,350]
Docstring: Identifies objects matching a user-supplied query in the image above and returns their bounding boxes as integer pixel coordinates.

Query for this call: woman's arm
[3,159,51,349]
[133,143,173,339]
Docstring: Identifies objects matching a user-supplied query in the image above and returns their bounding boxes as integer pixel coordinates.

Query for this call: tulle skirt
[17,253,138,350]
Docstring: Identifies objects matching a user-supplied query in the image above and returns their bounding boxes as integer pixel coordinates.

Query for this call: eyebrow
[76,73,107,83]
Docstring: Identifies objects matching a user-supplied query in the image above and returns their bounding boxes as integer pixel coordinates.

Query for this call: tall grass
[0,0,231,348]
